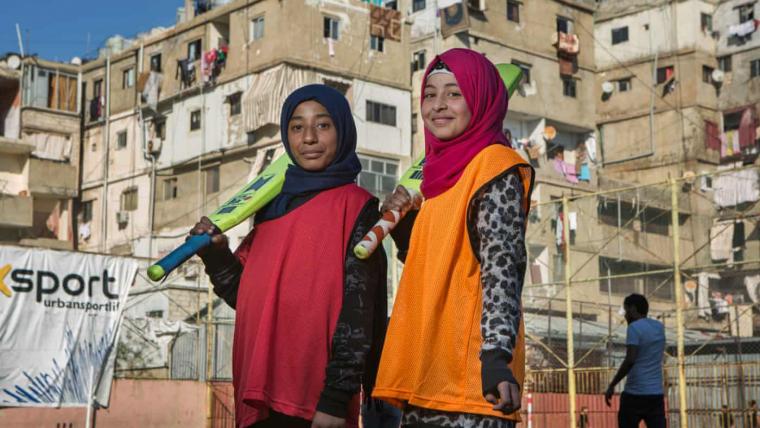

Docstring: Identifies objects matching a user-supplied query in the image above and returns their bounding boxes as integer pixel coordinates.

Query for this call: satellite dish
[712,69,724,83]
[6,54,21,70]
[544,125,557,141]
[71,57,82,65]
[602,81,614,94]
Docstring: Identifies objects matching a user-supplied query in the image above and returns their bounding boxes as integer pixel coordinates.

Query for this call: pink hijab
[420,48,509,199]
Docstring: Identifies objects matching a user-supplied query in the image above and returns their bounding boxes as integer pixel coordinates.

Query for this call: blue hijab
[257,84,362,222]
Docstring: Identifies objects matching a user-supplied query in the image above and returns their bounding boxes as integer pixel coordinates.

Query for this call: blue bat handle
[147,234,212,281]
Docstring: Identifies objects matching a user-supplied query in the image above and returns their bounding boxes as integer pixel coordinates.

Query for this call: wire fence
[113,163,760,427]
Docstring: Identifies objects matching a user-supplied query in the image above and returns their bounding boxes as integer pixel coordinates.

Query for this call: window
[718,55,732,72]
[187,39,202,61]
[562,78,577,98]
[122,67,135,89]
[146,310,164,318]
[120,188,138,211]
[617,78,631,92]
[150,53,162,72]
[81,200,93,223]
[556,16,573,34]
[94,79,103,98]
[190,109,201,131]
[702,65,715,83]
[358,156,399,198]
[512,60,532,85]
[413,0,426,12]
[656,65,674,84]
[155,119,166,140]
[739,3,755,23]
[507,0,520,23]
[611,26,629,45]
[752,59,760,78]
[228,92,242,116]
[116,130,127,150]
[701,12,713,32]
[366,101,397,126]
[412,50,426,72]
[251,16,265,41]
[324,16,340,40]
[163,178,178,200]
[206,167,220,194]
[370,35,385,52]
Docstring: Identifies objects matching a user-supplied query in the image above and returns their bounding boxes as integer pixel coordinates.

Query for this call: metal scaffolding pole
[563,196,577,428]
[670,179,688,428]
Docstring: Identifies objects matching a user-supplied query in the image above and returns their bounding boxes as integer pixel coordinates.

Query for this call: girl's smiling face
[421,72,472,141]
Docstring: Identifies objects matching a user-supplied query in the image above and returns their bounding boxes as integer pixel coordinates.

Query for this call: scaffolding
[523,163,760,428]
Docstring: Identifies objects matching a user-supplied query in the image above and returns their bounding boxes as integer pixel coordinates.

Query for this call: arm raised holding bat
[187,85,388,428]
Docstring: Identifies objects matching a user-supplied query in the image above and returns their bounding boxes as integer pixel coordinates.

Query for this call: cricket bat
[147,154,292,281]
[353,63,524,260]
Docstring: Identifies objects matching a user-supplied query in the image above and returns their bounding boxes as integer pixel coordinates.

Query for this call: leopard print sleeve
[470,172,527,362]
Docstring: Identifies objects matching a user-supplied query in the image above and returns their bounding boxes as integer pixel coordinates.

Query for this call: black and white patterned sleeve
[469,172,527,393]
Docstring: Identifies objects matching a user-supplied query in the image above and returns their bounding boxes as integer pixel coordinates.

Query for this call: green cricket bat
[147,154,292,281]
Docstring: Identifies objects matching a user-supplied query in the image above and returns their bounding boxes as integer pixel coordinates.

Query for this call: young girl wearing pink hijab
[372,48,535,428]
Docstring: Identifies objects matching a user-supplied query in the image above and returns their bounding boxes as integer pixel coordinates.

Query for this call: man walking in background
[605,294,666,428]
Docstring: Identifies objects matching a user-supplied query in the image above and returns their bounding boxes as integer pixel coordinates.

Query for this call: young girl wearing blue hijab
[190,84,388,428]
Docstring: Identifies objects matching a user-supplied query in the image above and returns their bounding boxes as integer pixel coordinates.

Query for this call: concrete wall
[716,48,760,110]
[156,75,252,168]
[715,0,760,54]
[595,0,717,69]
[0,379,208,428]
[599,106,715,176]
[0,152,28,195]
[353,78,412,160]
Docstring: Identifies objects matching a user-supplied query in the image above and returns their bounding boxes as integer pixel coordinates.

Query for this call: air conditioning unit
[116,211,130,225]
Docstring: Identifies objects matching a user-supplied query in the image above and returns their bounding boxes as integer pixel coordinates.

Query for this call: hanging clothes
[142,72,163,110]
[728,19,758,38]
[710,220,734,262]
[579,163,591,181]
[698,273,719,319]
[201,51,215,83]
[712,169,760,207]
[739,108,758,148]
[177,59,195,88]
[744,274,760,304]
[705,120,720,151]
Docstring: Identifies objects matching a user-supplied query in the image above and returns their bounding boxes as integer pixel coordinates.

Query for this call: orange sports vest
[373,144,534,422]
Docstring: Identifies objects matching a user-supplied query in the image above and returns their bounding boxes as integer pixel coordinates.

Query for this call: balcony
[0,136,34,155]
[0,194,33,228]
[28,158,77,198]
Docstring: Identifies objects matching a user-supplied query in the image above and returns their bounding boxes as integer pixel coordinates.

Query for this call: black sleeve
[390,209,418,263]
[200,249,242,309]
[317,198,388,418]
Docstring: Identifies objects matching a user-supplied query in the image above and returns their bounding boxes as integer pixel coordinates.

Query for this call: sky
[2,1,182,62]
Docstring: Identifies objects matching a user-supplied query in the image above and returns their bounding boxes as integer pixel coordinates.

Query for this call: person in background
[749,400,759,428]
[605,294,666,428]
[578,406,589,428]
[721,405,735,428]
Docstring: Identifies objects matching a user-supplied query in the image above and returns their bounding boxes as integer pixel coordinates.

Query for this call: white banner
[0,246,136,407]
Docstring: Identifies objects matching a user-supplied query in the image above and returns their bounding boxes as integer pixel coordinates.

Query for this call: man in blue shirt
[605,293,666,428]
